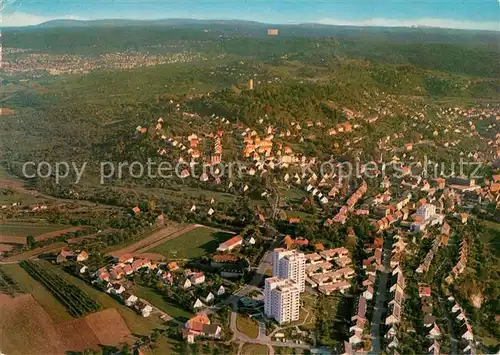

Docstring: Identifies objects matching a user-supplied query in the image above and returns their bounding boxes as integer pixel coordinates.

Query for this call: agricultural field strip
[109,224,193,256]
[0,267,22,294]
[134,224,199,253]
[35,226,86,242]
[20,261,101,317]
[0,242,67,262]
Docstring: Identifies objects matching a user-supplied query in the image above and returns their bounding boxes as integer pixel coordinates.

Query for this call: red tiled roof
[213,254,238,263]
[222,236,243,247]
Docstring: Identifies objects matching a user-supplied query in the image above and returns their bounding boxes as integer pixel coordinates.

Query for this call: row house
[318,280,351,295]
[390,235,407,269]
[416,236,441,274]
[349,296,368,347]
[306,261,334,276]
[446,239,468,284]
[449,300,475,352]
[309,267,355,285]
[386,266,405,326]
[345,180,367,210]
[320,247,349,261]
[372,210,406,232]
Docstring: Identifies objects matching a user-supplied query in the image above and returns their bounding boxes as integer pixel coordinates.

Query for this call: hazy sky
[2,0,499,30]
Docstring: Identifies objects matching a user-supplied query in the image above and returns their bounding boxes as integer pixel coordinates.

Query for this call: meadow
[146,227,234,259]
[132,285,193,320]
[0,220,73,237]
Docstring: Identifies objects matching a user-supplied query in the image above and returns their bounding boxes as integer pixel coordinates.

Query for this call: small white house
[110,284,126,295]
[203,292,215,304]
[141,304,153,317]
[193,298,205,309]
[181,279,192,289]
[124,294,138,307]
[217,285,225,296]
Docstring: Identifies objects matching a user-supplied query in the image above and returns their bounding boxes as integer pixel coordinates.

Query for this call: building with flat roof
[264,277,300,324]
[272,248,306,292]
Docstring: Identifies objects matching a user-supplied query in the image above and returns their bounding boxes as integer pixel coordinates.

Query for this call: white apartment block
[416,204,436,221]
[272,248,306,292]
[264,277,301,324]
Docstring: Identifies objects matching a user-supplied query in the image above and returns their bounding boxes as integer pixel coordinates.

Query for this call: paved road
[369,235,394,354]
[439,297,459,354]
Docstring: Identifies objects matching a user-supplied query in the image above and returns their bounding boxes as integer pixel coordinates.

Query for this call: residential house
[122,292,138,307]
[429,340,440,355]
[190,272,205,285]
[428,323,441,339]
[193,298,205,309]
[168,262,179,271]
[461,323,474,341]
[181,278,192,289]
[135,301,153,317]
[203,292,215,304]
[216,285,225,296]
[76,250,89,262]
[109,283,126,295]
[363,285,374,301]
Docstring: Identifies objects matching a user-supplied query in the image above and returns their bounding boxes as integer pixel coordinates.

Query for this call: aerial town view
[0,0,499,354]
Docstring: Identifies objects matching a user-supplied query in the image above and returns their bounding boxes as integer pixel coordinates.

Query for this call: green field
[480,220,500,256]
[236,313,259,339]
[147,227,234,259]
[143,336,179,355]
[296,294,316,330]
[0,191,46,205]
[0,221,71,237]
[286,210,316,222]
[242,343,269,355]
[133,285,193,320]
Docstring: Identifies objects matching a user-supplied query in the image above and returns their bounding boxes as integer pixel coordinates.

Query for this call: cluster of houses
[182,312,223,343]
[416,234,442,274]
[385,265,406,352]
[93,254,158,282]
[325,180,367,225]
[361,237,384,287]
[445,237,468,284]
[88,253,227,316]
[448,298,476,354]
[304,247,355,295]
[56,248,89,264]
[88,254,158,317]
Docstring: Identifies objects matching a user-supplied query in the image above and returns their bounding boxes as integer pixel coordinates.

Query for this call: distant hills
[34,18,271,28]
[25,18,496,34]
